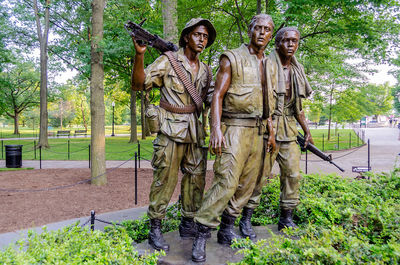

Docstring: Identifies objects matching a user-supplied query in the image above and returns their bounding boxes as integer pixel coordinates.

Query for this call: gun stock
[297,132,345,172]
[124,20,178,53]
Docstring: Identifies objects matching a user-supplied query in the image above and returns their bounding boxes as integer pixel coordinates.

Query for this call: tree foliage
[1,0,400,133]
[0,59,40,134]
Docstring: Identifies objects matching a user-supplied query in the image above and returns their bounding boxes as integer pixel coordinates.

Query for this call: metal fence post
[88,144,91,168]
[337,133,340,150]
[68,140,70,160]
[34,140,36,160]
[1,140,3,160]
[39,146,42,169]
[138,141,141,169]
[322,133,324,151]
[349,132,351,148]
[135,152,138,205]
[90,210,95,231]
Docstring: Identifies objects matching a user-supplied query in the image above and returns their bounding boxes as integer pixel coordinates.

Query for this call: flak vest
[221,44,263,118]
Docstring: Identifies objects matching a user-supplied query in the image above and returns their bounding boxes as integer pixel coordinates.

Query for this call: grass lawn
[0,167,34,171]
[308,128,363,151]
[0,129,363,161]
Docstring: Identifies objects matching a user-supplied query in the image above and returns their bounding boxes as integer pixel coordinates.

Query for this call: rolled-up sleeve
[144,55,169,91]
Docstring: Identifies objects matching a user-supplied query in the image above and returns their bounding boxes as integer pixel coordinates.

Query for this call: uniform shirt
[144,48,211,144]
[273,69,300,142]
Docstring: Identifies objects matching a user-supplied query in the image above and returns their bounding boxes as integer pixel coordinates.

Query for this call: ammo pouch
[145,104,161,133]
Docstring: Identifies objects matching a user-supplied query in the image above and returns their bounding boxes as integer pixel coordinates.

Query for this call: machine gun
[297,132,345,172]
[124,19,178,53]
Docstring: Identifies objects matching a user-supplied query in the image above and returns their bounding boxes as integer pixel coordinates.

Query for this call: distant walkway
[297,128,400,177]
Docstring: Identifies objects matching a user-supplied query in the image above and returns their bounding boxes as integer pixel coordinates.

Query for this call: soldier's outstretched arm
[209,55,231,156]
[131,36,147,91]
[295,110,314,148]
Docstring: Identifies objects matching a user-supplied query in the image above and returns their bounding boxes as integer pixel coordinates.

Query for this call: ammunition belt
[164,51,203,112]
[160,99,196,114]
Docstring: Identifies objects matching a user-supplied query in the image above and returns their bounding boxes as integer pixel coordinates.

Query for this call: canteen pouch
[146,104,161,133]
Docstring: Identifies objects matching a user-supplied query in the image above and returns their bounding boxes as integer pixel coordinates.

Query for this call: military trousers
[246,140,301,210]
[194,125,263,228]
[147,133,207,220]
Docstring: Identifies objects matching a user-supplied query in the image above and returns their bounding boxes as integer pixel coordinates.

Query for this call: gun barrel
[297,132,345,173]
[125,20,178,52]
[330,161,345,172]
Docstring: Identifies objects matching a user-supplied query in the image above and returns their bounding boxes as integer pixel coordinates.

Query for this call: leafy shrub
[117,202,181,243]
[0,225,162,264]
[232,168,400,264]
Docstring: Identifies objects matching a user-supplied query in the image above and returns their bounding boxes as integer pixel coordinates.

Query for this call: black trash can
[5,145,23,168]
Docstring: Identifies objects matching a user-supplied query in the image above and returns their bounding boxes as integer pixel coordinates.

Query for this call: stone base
[135,225,279,265]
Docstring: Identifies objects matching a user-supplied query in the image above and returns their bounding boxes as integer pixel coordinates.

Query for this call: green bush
[117,202,181,243]
[231,168,400,264]
[0,225,163,264]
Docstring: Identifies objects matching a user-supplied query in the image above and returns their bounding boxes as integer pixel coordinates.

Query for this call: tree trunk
[13,113,19,135]
[141,91,146,140]
[80,98,88,130]
[328,86,333,140]
[257,0,262,14]
[60,100,63,130]
[161,0,178,43]
[34,0,50,148]
[144,92,151,136]
[90,0,106,185]
[129,89,138,143]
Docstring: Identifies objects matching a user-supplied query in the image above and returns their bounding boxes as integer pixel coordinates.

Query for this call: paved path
[297,128,400,177]
[0,207,148,249]
[0,127,398,249]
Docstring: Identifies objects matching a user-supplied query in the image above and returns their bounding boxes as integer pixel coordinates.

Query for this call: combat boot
[148,219,169,251]
[217,211,242,245]
[278,208,298,231]
[192,223,210,262]
[239,207,256,239]
[179,217,196,238]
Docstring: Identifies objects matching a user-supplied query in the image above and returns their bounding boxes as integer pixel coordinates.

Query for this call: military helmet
[179,18,216,48]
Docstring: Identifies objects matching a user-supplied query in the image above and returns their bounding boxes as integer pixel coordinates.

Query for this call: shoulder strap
[164,51,203,112]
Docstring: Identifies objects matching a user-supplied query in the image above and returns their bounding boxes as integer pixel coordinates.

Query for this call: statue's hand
[266,134,276,153]
[131,36,147,55]
[209,127,226,156]
[304,133,314,148]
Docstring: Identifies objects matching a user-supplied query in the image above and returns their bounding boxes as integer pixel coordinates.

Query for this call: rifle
[124,19,178,53]
[297,132,345,172]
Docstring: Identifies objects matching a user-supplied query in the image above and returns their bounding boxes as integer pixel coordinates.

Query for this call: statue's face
[184,25,209,53]
[277,30,300,58]
[248,18,273,48]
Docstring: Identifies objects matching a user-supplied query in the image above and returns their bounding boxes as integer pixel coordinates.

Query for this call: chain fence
[300,144,366,162]
[0,154,136,193]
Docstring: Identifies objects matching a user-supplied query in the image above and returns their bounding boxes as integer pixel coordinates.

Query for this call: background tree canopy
[0,0,399,133]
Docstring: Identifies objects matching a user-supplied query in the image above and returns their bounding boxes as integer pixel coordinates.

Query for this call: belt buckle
[256,116,263,135]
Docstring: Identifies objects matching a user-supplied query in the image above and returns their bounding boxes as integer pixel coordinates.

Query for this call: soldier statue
[191,14,276,262]
[131,18,216,251]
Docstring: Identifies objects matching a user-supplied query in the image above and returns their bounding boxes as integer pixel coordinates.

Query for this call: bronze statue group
[131,14,314,263]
